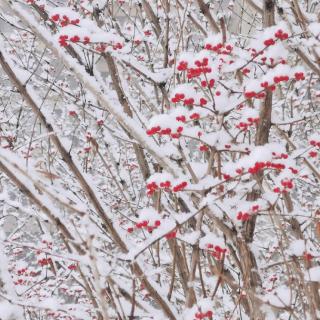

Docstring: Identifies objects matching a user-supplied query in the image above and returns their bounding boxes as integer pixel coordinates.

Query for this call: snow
[287,239,305,256]
[1,1,319,319]
[265,285,292,308]
[305,266,320,282]
[0,301,23,320]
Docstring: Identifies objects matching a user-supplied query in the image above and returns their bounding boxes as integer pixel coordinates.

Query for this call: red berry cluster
[281,179,294,189]
[273,75,289,84]
[289,167,298,174]
[59,35,90,47]
[244,91,266,99]
[242,68,250,75]
[176,115,186,122]
[127,220,161,234]
[205,42,233,55]
[190,113,200,120]
[248,161,285,174]
[237,205,260,221]
[303,251,313,261]
[236,117,259,130]
[146,126,183,138]
[172,181,188,192]
[160,181,171,188]
[59,35,69,47]
[187,64,212,79]
[294,72,305,80]
[177,58,212,79]
[264,38,275,47]
[184,98,195,106]
[199,98,208,106]
[223,173,231,181]
[263,29,288,47]
[309,150,318,158]
[273,179,294,193]
[14,278,26,285]
[51,14,80,27]
[206,244,227,260]
[68,264,77,270]
[17,267,28,276]
[309,139,320,158]
[112,42,123,50]
[38,257,52,267]
[146,181,158,196]
[201,79,215,88]
[195,310,213,319]
[272,152,288,159]
[274,29,289,40]
[171,93,185,103]
[68,110,77,116]
[165,230,177,239]
[199,145,209,152]
[177,61,188,71]
[146,180,187,196]
[246,71,305,99]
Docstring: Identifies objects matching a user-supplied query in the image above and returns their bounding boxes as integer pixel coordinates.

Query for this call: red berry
[154,220,161,227]
[51,14,60,22]
[309,151,317,158]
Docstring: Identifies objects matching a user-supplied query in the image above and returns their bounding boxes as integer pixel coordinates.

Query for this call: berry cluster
[235,117,259,130]
[146,180,187,196]
[273,179,294,193]
[294,72,305,80]
[171,93,185,103]
[68,264,77,270]
[176,115,186,122]
[274,29,289,40]
[14,278,26,285]
[165,230,177,239]
[273,75,290,84]
[263,29,288,48]
[245,71,305,99]
[272,152,288,159]
[16,267,28,276]
[59,35,90,47]
[177,61,188,71]
[194,310,213,319]
[177,58,212,80]
[38,257,52,267]
[204,42,233,55]
[244,91,266,99]
[303,251,313,261]
[199,145,209,152]
[51,14,80,27]
[264,38,276,47]
[172,181,188,192]
[201,79,215,88]
[237,205,260,221]
[309,139,320,158]
[95,42,123,52]
[127,220,161,234]
[206,244,227,260]
[248,161,285,175]
[187,65,212,80]
[146,125,184,139]
[146,181,158,196]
